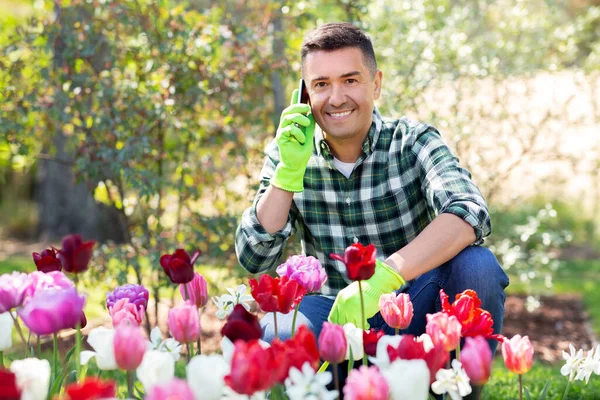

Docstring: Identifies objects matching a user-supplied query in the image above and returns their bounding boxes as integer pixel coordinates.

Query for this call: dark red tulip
[160,249,200,284]
[32,248,62,273]
[57,234,95,274]
[249,275,306,314]
[330,243,377,281]
[0,369,21,399]
[363,329,385,357]
[221,304,262,343]
[65,377,116,399]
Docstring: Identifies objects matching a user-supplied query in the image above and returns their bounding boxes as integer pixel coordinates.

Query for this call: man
[235,22,509,353]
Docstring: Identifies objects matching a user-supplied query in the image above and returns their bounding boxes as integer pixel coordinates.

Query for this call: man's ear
[373,70,383,100]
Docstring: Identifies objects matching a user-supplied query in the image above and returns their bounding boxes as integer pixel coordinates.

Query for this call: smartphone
[298,79,309,104]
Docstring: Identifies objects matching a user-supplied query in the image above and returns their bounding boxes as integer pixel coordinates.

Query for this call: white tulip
[0,312,14,350]
[148,326,182,362]
[187,354,230,400]
[343,323,363,361]
[136,350,175,392]
[80,326,117,370]
[10,358,51,400]
[368,334,403,368]
[381,359,430,400]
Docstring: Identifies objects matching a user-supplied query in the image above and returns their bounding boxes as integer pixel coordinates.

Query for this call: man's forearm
[385,213,477,281]
[256,185,295,234]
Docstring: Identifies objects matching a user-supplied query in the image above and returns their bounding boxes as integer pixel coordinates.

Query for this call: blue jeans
[260,246,509,354]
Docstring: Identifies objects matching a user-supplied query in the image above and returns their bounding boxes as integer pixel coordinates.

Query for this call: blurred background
[0,0,599,381]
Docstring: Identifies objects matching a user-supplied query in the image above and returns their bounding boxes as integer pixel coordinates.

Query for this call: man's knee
[450,246,509,291]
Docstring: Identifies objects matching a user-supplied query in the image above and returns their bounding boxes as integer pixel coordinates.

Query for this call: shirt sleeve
[411,124,491,244]
[235,140,298,274]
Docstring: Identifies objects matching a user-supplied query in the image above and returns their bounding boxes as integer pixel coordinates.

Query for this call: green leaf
[538,380,551,400]
[524,387,531,400]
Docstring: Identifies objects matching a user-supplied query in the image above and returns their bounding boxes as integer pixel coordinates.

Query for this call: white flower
[148,326,182,362]
[343,323,363,361]
[284,362,338,400]
[431,359,472,400]
[381,359,430,400]
[0,312,14,350]
[368,334,403,368]
[416,333,434,352]
[561,343,585,380]
[80,326,117,370]
[136,350,175,392]
[10,358,51,400]
[574,345,600,384]
[212,284,254,320]
[221,387,266,399]
[187,354,230,400]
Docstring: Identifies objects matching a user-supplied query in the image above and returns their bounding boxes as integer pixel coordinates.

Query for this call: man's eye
[346,78,357,84]
[315,82,328,88]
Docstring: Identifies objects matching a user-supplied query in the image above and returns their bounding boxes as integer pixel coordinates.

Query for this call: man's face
[303,47,382,144]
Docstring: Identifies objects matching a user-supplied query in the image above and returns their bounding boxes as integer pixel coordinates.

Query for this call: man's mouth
[326,110,354,119]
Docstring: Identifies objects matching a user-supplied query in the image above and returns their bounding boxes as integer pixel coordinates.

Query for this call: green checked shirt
[235,107,491,296]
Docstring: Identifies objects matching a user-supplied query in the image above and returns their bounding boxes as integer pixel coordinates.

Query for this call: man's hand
[328,260,406,329]
[270,89,315,193]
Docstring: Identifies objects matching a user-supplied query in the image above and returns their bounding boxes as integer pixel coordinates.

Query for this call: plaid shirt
[235,107,491,296]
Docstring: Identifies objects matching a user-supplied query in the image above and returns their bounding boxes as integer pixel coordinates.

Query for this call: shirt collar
[314,107,384,160]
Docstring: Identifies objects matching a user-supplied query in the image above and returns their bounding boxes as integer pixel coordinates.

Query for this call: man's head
[300,23,382,157]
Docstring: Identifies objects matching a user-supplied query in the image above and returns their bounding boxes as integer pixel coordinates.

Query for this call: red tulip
[249,275,306,314]
[65,377,116,400]
[271,326,320,383]
[461,336,492,385]
[0,369,21,399]
[318,322,347,364]
[502,335,534,374]
[58,234,95,274]
[330,243,377,281]
[160,249,200,284]
[440,289,501,340]
[224,339,279,395]
[221,304,262,343]
[387,334,449,384]
[363,329,385,357]
[32,248,62,273]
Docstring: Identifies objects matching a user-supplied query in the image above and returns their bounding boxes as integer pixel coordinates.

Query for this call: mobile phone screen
[298,79,309,104]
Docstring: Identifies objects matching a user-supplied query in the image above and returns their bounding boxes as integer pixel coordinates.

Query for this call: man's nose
[329,84,347,107]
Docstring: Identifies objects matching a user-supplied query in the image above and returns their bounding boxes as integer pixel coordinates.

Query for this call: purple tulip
[23,271,74,302]
[276,255,328,293]
[0,272,28,313]
[18,286,86,335]
[106,284,149,311]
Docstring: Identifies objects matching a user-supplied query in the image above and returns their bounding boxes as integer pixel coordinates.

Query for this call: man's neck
[324,130,368,163]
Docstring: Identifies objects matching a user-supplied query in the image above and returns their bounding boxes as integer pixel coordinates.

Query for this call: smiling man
[235,22,509,353]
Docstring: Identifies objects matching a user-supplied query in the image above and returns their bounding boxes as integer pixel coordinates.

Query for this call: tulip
[106,284,149,311]
[379,292,413,331]
[168,301,201,344]
[426,312,462,352]
[318,322,347,364]
[343,323,364,361]
[387,334,449,384]
[461,336,492,386]
[0,369,21,399]
[343,365,389,400]
[22,271,73,302]
[439,289,499,340]
[57,234,95,274]
[0,272,28,313]
[502,335,534,374]
[363,329,384,357]
[276,255,328,293]
[330,243,376,281]
[10,358,51,400]
[224,339,278,395]
[109,298,143,328]
[368,335,403,369]
[113,325,146,371]
[221,304,262,343]
[145,378,195,400]
[80,327,117,370]
[64,377,116,400]
[32,248,61,273]
[249,274,306,314]
[187,354,230,400]
[271,326,320,383]
[180,272,208,307]
[136,350,175,393]
[18,287,86,335]
[148,326,182,362]
[0,312,14,350]
[160,249,200,284]
[381,359,430,400]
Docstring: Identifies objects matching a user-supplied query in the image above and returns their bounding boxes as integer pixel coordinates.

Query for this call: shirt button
[353,237,359,243]
[346,197,351,205]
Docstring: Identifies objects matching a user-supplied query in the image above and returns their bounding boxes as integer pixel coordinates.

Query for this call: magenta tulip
[57,234,95,274]
[168,301,201,343]
[426,312,462,352]
[379,292,413,330]
[276,255,328,293]
[343,365,390,400]
[179,272,208,307]
[318,322,347,364]
[32,248,62,273]
[114,325,146,371]
[18,286,86,335]
[0,272,28,313]
[461,336,492,385]
[23,271,74,302]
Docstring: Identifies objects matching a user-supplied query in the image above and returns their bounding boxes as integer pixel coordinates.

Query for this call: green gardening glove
[270,88,316,193]
[328,260,406,329]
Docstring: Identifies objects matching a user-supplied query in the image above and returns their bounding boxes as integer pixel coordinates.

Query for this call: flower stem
[291,304,299,339]
[196,336,201,356]
[333,362,340,400]
[127,370,134,399]
[36,335,40,358]
[76,324,82,381]
[187,342,192,363]
[0,350,3,368]
[273,312,279,340]
[358,281,367,367]
[456,340,461,362]
[27,331,32,356]
[395,327,399,335]
[317,361,330,373]
[519,374,523,400]
[9,312,27,352]
[562,379,572,400]
[184,284,190,302]
[53,333,58,383]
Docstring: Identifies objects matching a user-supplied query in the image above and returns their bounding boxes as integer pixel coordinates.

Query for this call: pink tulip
[343,365,390,400]
[180,272,208,308]
[145,378,195,400]
[426,312,462,352]
[0,272,28,313]
[109,298,143,328]
[378,292,413,330]
[168,301,201,343]
[276,255,328,293]
[318,322,347,364]
[23,271,74,302]
[461,336,492,385]
[114,325,146,371]
[502,335,534,374]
